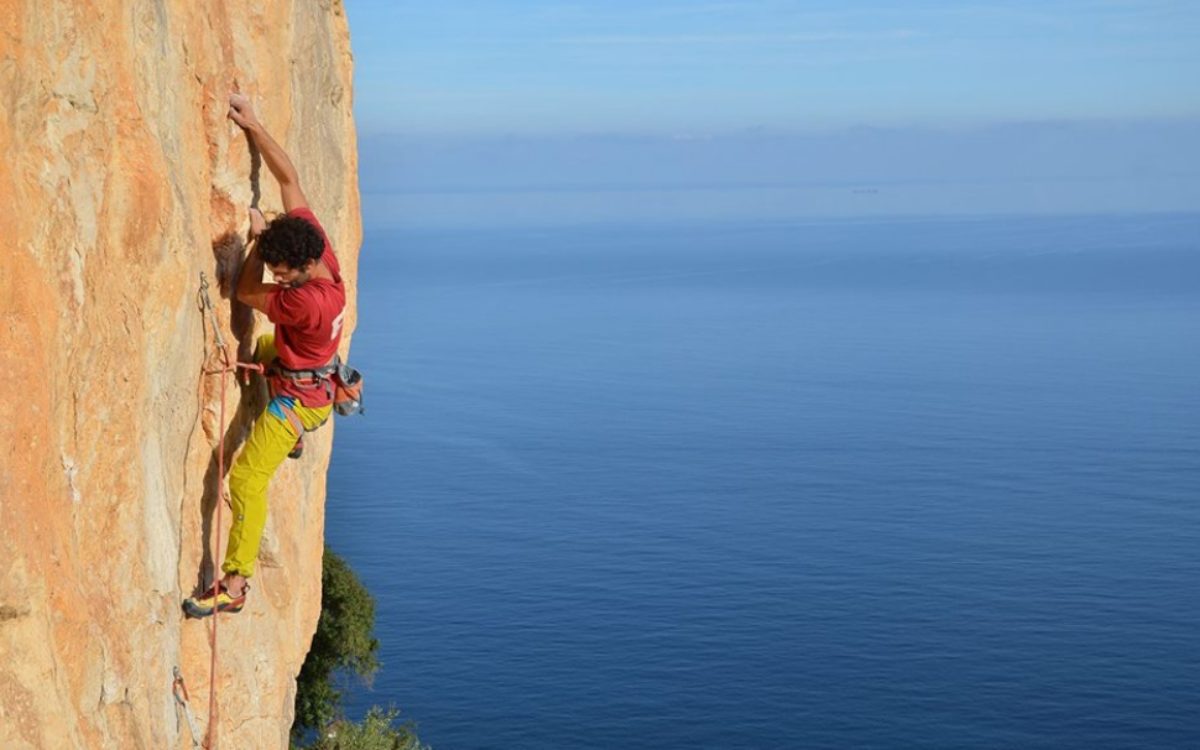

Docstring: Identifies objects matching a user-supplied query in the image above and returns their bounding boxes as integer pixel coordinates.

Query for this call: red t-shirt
[266,207,347,407]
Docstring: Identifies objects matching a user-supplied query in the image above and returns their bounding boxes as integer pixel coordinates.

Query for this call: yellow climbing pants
[222,334,332,578]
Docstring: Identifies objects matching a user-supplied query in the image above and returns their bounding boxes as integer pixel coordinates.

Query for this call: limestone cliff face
[0,2,360,747]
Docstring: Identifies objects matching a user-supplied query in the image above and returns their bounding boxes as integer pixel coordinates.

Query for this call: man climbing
[185,93,347,618]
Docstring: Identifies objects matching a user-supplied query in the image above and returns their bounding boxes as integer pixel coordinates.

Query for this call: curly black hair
[257,215,324,269]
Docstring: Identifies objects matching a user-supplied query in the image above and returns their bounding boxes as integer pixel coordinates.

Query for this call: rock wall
[0,2,360,747]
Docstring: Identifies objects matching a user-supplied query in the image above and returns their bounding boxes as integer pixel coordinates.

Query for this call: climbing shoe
[183,582,247,618]
[288,435,304,460]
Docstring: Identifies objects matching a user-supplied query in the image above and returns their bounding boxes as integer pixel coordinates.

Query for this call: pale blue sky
[347,0,1200,135]
[344,1,1199,224]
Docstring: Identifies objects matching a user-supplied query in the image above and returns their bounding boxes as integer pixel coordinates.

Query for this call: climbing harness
[264,358,336,438]
[172,666,203,750]
[196,273,263,750]
[264,356,365,439]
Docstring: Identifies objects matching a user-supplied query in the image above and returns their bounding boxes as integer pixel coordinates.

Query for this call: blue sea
[326,213,1200,749]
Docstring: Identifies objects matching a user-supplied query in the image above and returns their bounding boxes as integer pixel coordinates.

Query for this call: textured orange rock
[0,2,360,748]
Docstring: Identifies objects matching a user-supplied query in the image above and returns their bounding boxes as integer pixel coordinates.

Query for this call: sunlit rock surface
[0,2,359,747]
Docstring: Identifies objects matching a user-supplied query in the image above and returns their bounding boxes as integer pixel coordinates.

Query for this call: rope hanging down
[196,272,263,749]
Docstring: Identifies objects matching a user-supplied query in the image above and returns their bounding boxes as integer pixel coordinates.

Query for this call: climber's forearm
[244,122,299,189]
[245,122,309,212]
[228,93,310,212]
[237,244,276,314]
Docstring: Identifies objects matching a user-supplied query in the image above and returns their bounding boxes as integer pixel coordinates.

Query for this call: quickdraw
[172,666,203,750]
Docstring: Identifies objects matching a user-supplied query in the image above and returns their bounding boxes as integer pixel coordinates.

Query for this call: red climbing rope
[198,273,264,750]
[207,344,228,750]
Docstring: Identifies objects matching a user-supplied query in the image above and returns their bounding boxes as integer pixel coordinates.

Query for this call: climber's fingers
[249,207,266,238]
[228,93,257,129]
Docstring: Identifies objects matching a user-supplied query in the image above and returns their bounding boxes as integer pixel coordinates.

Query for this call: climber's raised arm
[228,93,309,213]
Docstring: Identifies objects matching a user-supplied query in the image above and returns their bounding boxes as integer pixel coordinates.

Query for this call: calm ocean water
[326,214,1200,749]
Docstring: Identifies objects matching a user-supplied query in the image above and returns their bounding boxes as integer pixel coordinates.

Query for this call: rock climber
[185,93,346,617]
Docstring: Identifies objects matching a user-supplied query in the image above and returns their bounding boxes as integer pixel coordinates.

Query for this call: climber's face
[267,260,314,288]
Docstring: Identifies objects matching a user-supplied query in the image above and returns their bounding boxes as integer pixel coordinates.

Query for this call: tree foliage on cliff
[307,707,429,750]
[292,547,428,749]
[294,547,381,736]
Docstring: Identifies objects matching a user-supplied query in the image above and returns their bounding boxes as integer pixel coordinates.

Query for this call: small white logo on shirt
[331,308,345,341]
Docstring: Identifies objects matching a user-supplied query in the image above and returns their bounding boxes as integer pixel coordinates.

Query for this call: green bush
[291,547,428,748]
[307,707,429,750]
[294,547,381,737]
